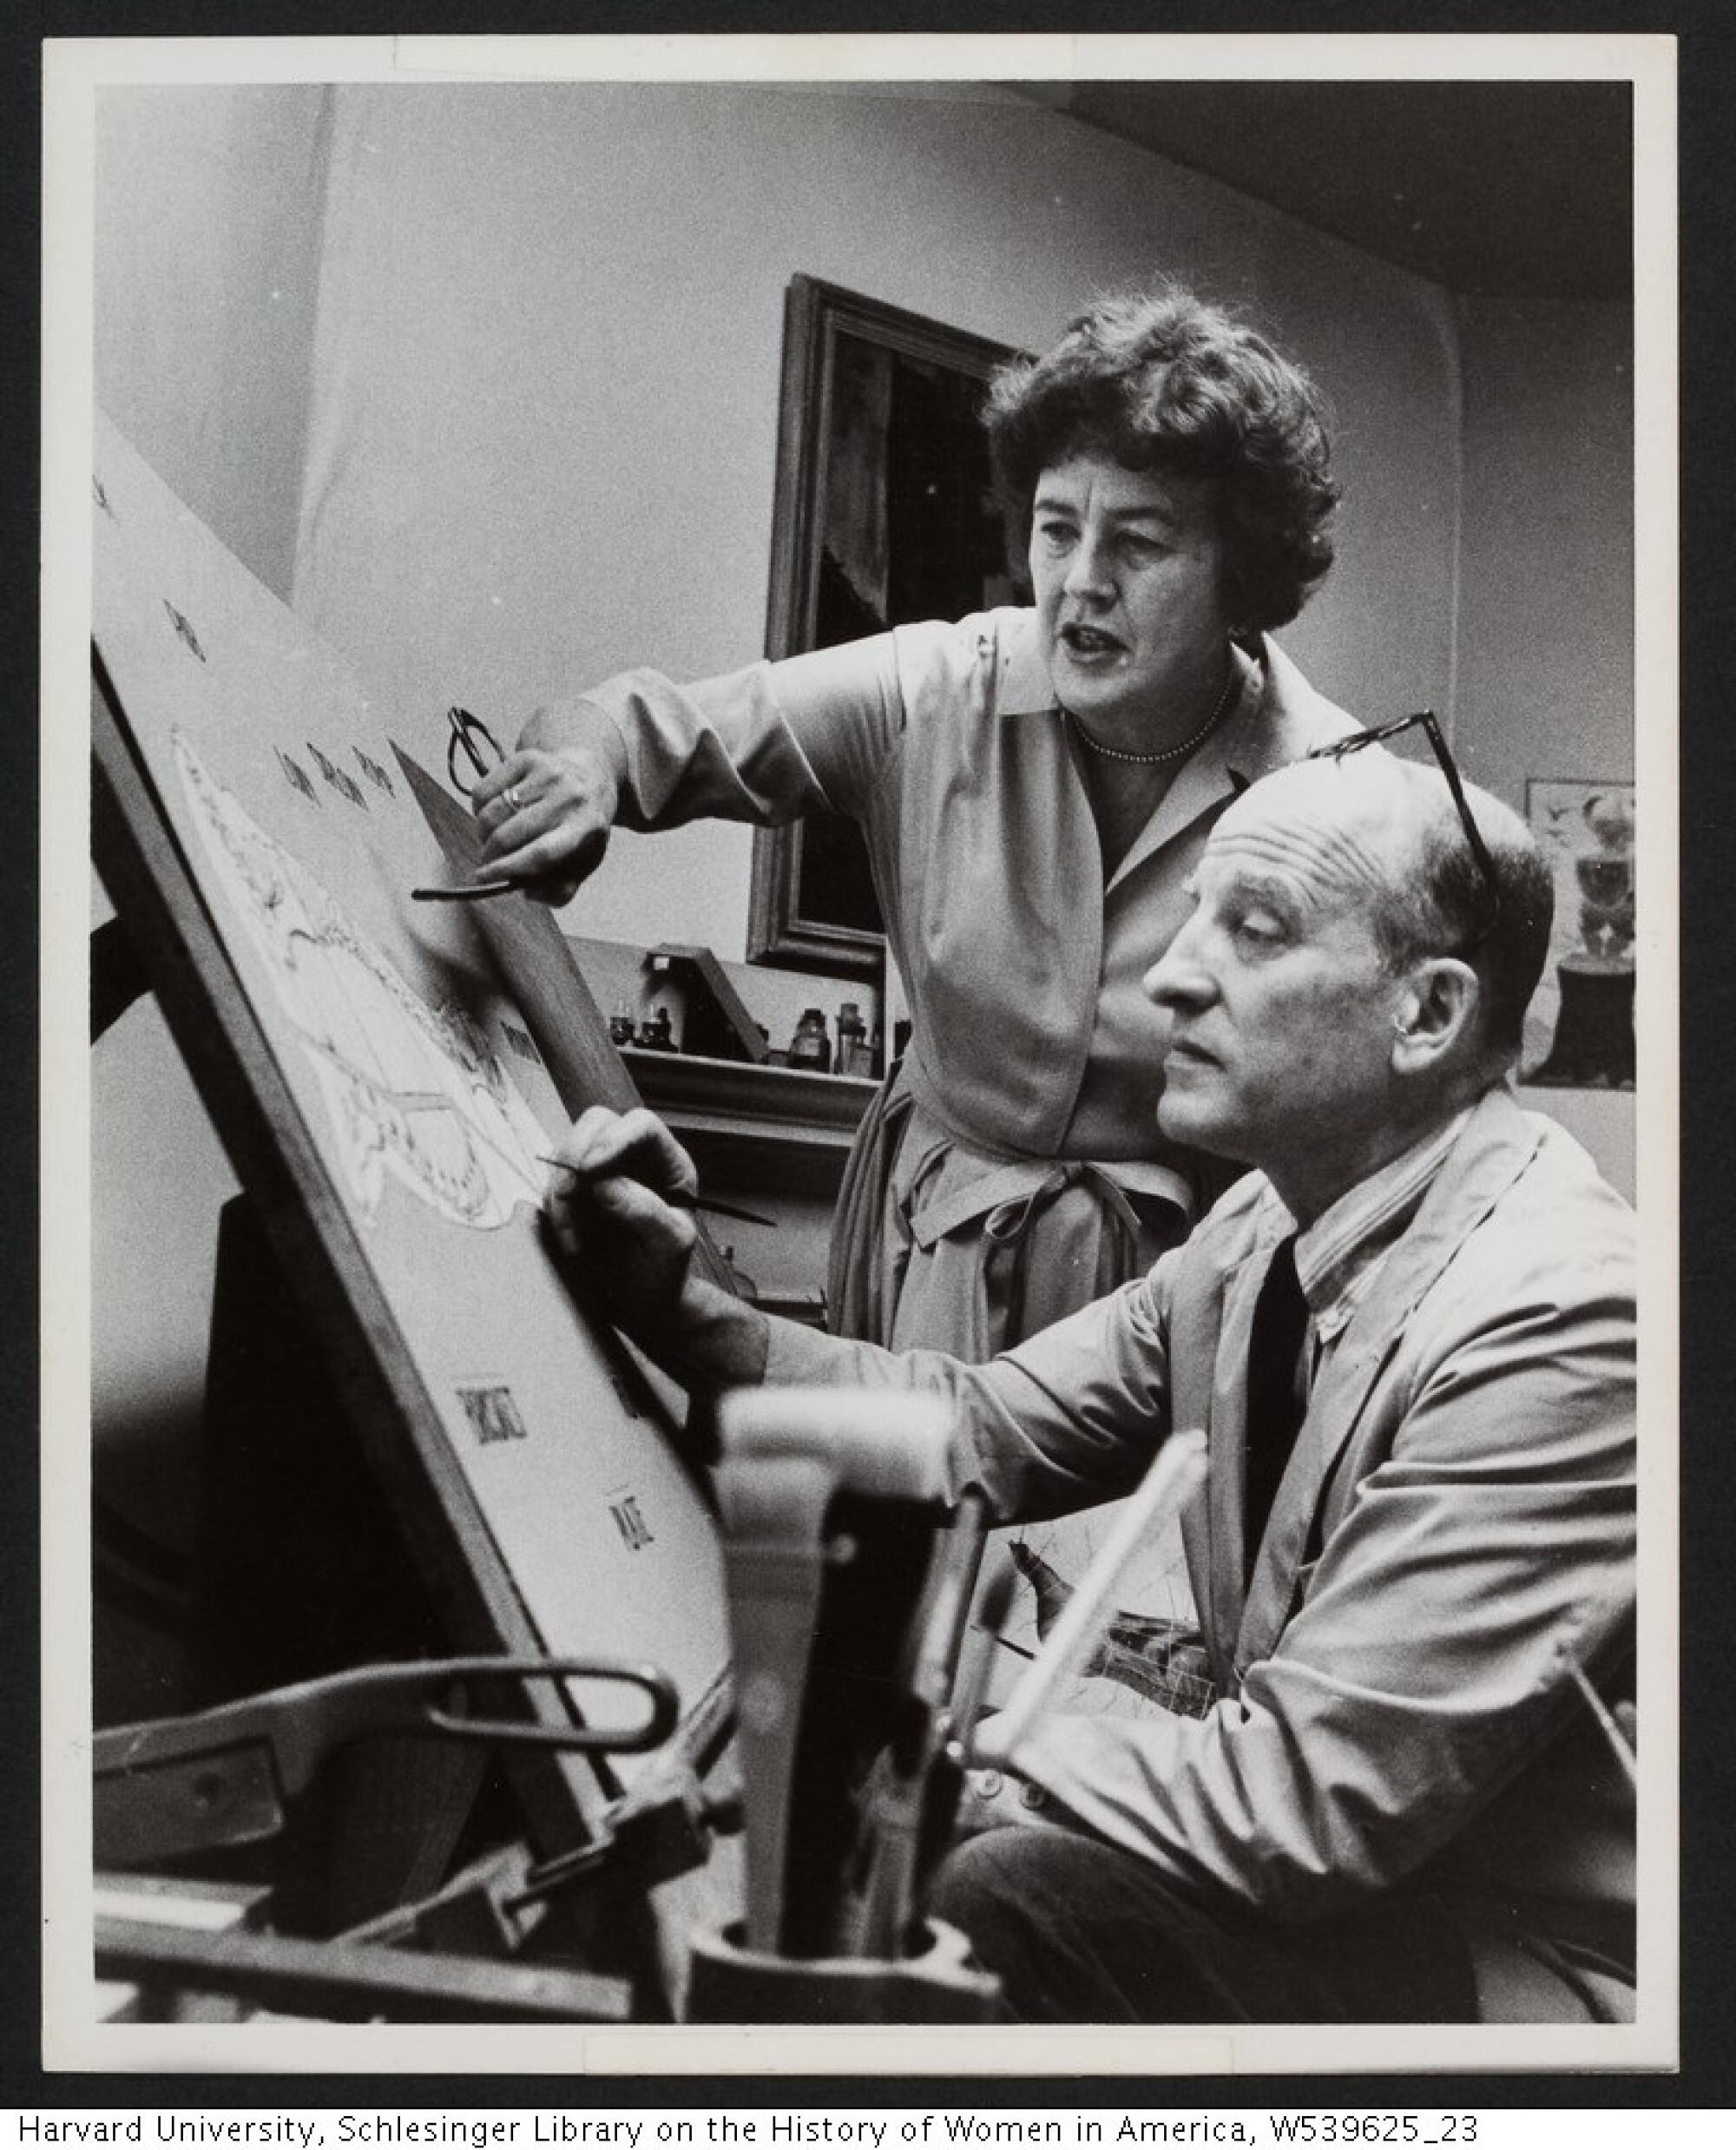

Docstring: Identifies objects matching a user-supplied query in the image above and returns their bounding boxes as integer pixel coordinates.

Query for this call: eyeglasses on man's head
[1304,710,1501,950]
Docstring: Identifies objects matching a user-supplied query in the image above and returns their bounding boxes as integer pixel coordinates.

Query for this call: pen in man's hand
[537,1156,775,1231]
[411,877,526,903]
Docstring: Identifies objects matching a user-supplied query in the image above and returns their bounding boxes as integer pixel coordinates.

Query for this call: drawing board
[89,413,733,1845]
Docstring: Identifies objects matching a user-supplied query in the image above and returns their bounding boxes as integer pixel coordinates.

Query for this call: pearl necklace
[1067,660,1240,766]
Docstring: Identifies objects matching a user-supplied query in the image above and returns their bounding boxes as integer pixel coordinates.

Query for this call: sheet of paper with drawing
[89,412,731,1801]
[986,1501,1212,1726]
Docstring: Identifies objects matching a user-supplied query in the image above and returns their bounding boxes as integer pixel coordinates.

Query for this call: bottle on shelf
[636,1005,677,1053]
[835,1001,867,1077]
[787,1007,832,1073]
[608,1000,637,1048]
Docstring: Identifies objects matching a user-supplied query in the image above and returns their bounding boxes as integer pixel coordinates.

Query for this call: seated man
[542,746,1637,2026]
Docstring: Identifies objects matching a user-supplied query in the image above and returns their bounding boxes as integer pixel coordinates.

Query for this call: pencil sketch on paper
[989,1509,1207,1724]
[174,727,549,1230]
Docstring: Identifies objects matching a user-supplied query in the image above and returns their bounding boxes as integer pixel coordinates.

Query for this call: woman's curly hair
[984,285,1341,633]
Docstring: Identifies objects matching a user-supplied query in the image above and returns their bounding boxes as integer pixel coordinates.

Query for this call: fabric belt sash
[898,1055,1196,1253]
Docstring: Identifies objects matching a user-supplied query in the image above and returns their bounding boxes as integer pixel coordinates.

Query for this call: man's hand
[542,1106,700,1335]
[472,738,621,905]
[542,1106,774,1394]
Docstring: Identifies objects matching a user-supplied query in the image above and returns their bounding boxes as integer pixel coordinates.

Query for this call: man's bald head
[1220,752,1555,1064]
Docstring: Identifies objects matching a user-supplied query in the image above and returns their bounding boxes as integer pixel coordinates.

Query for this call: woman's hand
[542,1106,701,1336]
[471,740,621,905]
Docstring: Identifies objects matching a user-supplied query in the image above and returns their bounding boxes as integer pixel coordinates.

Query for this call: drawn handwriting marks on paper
[457,1382,529,1447]
[354,746,397,799]
[162,601,206,662]
[608,1490,656,1553]
[277,747,319,805]
[500,1020,542,1068]
[306,740,370,811]
[452,1382,656,1552]
[270,737,379,812]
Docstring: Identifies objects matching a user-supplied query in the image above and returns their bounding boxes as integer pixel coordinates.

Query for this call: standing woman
[475,286,1355,1357]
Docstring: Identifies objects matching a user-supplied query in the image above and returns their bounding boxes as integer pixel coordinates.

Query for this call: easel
[86,404,746,2015]
[90,693,740,2015]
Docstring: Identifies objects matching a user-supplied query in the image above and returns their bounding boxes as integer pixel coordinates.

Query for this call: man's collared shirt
[1286,1105,1476,1355]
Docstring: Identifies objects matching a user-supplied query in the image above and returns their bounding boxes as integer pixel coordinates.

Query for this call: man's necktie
[1242,1234,1311,1584]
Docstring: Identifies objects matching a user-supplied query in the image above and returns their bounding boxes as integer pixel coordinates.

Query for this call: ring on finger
[504,784,522,812]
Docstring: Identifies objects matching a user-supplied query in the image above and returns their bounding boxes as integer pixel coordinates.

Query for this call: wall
[94,83,331,601]
[286,81,1462,957]
[1453,293,1634,809]
[91,85,331,1624]
[1454,293,1636,1190]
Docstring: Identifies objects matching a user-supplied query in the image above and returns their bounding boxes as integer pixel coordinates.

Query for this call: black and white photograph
[43,29,1675,2083]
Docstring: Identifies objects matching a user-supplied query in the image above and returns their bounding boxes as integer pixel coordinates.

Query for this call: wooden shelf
[620,1048,878,1196]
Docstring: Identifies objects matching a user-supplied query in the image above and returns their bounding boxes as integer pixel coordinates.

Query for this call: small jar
[834,1001,866,1075]
[608,1002,636,1048]
[787,1007,832,1073]
[637,1005,677,1053]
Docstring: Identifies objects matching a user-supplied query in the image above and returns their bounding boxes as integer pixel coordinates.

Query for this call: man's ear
[1389,958,1481,1074]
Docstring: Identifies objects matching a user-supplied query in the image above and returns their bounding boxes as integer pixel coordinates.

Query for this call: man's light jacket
[765,1086,1638,2019]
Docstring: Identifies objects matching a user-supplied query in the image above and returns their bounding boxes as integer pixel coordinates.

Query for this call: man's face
[1146,763,1414,1212]
[1029,453,1232,734]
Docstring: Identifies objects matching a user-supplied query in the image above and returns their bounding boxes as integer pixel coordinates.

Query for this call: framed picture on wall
[746,277,1024,976]
[1522,778,1636,1090]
